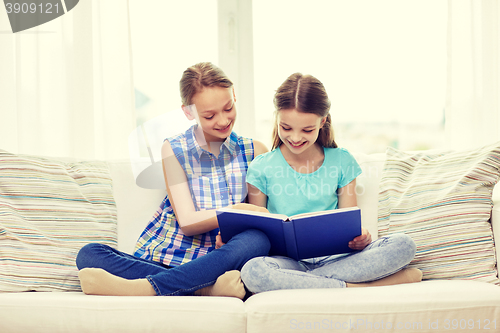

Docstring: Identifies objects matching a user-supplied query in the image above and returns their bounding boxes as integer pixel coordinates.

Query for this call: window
[128,0,218,166]
[252,0,447,153]
[129,0,448,155]
[129,0,218,128]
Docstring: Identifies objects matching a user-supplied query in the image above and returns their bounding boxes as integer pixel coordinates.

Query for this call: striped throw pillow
[378,143,500,284]
[0,150,117,292]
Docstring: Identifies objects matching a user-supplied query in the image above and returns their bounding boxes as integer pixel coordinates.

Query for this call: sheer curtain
[446,0,500,150]
[0,0,135,159]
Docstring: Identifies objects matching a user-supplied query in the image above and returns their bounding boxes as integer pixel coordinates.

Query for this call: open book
[217,206,362,261]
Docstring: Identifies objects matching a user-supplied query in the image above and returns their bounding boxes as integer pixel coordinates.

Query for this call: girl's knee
[241,258,255,281]
[75,243,102,269]
[237,229,271,255]
[241,257,280,281]
[240,257,270,292]
[392,233,417,261]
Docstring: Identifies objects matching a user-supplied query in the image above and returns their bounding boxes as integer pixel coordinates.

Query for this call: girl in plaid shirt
[76,62,270,298]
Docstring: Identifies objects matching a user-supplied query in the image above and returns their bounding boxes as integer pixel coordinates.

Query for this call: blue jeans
[240,233,416,293]
[76,229,270,296]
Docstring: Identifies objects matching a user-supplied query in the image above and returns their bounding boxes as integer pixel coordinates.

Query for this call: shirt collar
[222,131,239,157]
[186,125,239,160]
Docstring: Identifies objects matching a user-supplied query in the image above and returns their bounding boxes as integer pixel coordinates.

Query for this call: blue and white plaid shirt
[134,125,254,266]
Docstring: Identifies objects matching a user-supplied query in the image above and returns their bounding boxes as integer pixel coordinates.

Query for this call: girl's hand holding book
[215,203,269,249]
[215,232,224,249]
[348,228,372,251]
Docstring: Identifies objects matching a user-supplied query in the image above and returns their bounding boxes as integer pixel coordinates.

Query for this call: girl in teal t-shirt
[241,73,421,293]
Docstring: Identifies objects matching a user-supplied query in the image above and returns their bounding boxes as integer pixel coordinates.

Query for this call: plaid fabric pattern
[133,125,254,266]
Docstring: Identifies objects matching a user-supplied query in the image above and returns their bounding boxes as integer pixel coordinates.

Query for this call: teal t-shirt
[246,146,362,217]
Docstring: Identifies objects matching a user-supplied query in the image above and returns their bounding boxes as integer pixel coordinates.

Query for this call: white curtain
[0,0,135,159]
[446,0,500,150]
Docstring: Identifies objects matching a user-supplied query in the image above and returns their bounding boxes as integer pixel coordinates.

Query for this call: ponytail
[318,114,337,148]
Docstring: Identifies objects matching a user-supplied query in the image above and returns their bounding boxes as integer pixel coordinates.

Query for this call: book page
[217,207,288,221]
[291,206,360,220]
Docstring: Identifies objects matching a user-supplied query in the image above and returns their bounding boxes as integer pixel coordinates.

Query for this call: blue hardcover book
[217,206,362,260]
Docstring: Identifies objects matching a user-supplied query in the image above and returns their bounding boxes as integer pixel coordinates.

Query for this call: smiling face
[187,86,236,142]
[277,108,326,155]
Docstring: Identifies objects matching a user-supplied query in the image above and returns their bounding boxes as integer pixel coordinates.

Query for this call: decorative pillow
[378,142,500,284]
[0,150,117,292]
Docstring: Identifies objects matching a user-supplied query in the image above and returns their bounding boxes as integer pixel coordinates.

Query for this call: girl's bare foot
[346,268,422,288]
[194,270,246,299]
[78,268,156,296]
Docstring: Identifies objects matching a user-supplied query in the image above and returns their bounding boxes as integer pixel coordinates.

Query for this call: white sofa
[1,151,500,333]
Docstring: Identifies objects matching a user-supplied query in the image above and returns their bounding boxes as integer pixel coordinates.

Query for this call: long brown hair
[271,73,337,150]
[179,62,233,106]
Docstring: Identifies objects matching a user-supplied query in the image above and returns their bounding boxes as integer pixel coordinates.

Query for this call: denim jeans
[76,229,270,296]
[240,233,416,293]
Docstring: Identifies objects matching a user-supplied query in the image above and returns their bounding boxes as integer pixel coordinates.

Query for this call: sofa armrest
[492,186,500,278]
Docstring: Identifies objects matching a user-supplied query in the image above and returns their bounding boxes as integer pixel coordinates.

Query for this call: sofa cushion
[244,280,500,333]
[106,159,167,254]
[0,292,246,333]
[0,150,117,292]
[378,143,500,284]
[352,152,386,239]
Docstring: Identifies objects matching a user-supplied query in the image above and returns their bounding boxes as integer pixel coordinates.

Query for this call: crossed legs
[241,233,421,293]
[76,229,270,297]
